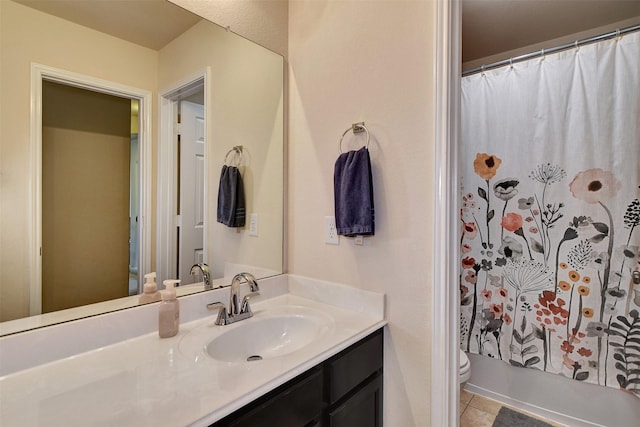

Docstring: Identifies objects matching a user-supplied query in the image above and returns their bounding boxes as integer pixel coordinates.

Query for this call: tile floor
[460,389,565,427]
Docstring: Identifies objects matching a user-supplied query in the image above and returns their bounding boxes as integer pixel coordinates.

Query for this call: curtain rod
[462,24,640,77]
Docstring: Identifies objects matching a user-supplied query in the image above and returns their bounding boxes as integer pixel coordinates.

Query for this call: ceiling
[12,0,640,63]
[462,0,640,63]
[12,0,201,50]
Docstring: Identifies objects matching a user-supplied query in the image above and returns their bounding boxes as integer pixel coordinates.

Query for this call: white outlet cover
[249,213,258,236]
[325,216,339,245]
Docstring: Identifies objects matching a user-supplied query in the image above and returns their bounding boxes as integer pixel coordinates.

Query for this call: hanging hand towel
[334,146,375,236]
[217,165,246,227]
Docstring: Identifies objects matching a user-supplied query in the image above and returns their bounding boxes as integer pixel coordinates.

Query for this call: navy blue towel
[334,146,375,236]
[217,165,246,227]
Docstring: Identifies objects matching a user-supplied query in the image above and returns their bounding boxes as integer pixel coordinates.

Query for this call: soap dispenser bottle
[159,280,180,338]
[139,272,161,305]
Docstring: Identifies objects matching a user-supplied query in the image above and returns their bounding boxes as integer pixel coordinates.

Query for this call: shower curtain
[460,30,640,397]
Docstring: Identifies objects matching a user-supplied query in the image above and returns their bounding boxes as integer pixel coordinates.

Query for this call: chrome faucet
[190,263,212,290]
[206,273,260,325]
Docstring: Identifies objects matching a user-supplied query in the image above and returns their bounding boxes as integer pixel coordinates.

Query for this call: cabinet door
[226,369,324,427]
[328,375,382,427]
[328,329,383,404]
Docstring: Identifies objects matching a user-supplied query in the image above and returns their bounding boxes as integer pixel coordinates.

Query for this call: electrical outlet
[249,213,258,236]
[325,216,339,245]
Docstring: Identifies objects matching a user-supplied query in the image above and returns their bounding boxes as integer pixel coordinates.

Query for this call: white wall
[288,1,436,425]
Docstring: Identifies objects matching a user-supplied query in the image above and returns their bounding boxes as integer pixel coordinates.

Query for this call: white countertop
[0,275,385,426]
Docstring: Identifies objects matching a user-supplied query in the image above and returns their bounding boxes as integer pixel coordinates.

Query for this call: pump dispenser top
[139,272,161,304]
[162,280,179,300]
[159,280,180,338]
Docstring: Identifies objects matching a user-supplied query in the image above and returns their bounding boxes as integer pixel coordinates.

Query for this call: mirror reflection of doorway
[157,75,207,286]
[41,81,139,312]
[178,98,205,283]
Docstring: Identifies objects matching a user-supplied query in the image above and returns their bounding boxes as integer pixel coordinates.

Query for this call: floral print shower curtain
[460,31,640,397]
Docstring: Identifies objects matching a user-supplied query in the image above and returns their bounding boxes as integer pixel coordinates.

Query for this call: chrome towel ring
[224,145,243,166]
[339,122,370,153]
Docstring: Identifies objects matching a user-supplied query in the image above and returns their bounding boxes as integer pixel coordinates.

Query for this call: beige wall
[42,128,131,312]
[158,20,284,280]
[169,0,288,57]
[288,1,436,425]
[0,0,158,321]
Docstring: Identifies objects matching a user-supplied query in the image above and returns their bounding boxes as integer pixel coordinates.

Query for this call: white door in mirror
[179,101,206,281]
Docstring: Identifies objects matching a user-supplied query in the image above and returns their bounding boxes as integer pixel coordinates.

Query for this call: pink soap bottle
[159,280,180,338]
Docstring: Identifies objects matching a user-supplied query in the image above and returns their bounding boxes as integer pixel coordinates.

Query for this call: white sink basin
[207,312,331,362]
[180,304,334,363]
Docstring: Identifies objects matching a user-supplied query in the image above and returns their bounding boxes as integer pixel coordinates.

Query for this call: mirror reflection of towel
[334,147,375,236]
[217,165,245,227]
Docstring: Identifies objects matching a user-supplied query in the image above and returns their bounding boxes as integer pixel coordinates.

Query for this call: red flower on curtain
[501,213,523,232]
[462,257,476,269]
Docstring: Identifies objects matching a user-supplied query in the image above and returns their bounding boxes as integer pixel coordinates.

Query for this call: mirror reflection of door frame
[157,68,210,285]
[29,63,152,316]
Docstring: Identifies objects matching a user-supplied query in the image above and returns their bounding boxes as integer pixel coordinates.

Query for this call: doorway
[41,81,138,312]
[157,72,208,285]
[29,63,152,315]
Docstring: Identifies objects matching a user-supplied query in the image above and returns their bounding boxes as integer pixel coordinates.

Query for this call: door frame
[157,68,210,285]
[29,63,152,315]
[431,0,461,426]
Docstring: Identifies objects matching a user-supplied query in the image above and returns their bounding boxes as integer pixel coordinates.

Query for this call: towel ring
[224,145,243,166]
[339,122,370,153]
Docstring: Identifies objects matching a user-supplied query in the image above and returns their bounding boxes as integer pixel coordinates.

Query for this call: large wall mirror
[0,0,284,335]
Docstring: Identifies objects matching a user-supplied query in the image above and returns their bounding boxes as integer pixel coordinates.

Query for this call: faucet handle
[207,301,229,325]
[207,301,225,310]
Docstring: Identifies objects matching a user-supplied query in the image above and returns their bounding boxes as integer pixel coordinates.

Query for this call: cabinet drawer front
[328,329,383,403]
[228,369,324,427]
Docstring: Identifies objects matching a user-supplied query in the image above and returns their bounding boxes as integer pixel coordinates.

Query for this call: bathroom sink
[179,304,334,363]
[206,311,331,362]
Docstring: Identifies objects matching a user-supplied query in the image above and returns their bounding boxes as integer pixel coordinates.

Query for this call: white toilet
[459,350,471,387]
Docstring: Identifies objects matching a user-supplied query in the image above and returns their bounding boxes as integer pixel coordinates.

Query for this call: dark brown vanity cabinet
[211,328,383,427]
